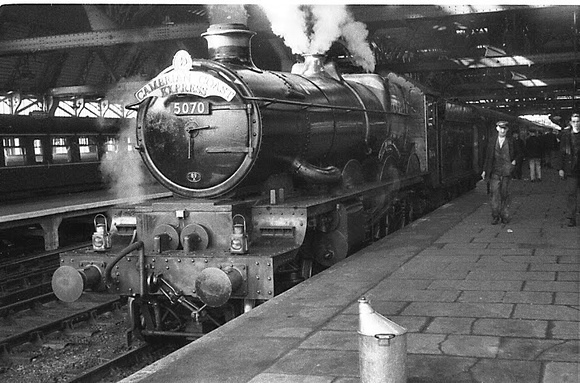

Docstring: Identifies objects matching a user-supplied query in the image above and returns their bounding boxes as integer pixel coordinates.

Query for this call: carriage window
[52,137,71,163]
[2,137,27,166]
[126,135,135,152]
[427,102,436,130]
[33,139,44,163]
[78,136,98,162]
[104,137,118,153]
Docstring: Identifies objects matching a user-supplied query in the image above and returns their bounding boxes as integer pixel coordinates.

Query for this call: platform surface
[0,184,172,224]
[121,169,579,383]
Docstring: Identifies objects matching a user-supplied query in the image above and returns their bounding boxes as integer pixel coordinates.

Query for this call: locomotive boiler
[52,23,481,339]
[133,23,425,199]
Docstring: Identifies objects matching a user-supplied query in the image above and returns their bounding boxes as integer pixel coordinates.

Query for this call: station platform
[121,168,579,383]
[0,185,172,250]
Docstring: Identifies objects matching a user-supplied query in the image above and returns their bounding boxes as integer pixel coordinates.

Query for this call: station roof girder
[0,4,577,121]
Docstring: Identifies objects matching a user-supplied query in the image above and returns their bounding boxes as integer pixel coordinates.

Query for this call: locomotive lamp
[230,214,248,254]
[92,214,111,251]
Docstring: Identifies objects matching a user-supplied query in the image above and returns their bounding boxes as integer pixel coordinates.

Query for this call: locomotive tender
[52,23,508,338]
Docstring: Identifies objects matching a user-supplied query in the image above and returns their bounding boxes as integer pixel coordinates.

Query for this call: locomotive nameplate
[135,70,236,102]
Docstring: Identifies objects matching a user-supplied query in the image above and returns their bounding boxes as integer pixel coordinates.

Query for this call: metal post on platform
[358,296,407,383]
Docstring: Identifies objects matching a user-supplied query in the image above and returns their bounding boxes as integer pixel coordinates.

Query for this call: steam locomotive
[51,23,527,339]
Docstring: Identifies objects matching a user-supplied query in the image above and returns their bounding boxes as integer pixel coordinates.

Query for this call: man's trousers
[490,173,511,220]
[564,176,580,220]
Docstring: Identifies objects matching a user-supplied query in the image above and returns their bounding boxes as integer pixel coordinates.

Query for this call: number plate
[171,101,211,115]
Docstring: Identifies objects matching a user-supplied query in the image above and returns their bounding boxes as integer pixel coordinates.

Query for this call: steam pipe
[289,157,342,184]
[139,242,146,296]
[104,241,144,288]
[242,95,388,114]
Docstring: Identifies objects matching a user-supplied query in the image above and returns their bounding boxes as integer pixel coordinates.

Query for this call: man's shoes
[568,218,577,227]
[492,217,500,225]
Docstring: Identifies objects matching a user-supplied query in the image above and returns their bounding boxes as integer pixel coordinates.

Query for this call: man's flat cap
[496,121,509,128]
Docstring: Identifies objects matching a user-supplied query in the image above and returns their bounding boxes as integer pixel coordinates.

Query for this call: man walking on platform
[481,121,520,225]
[512,131,525,179]
[557,113,580,227]
[526,130,543,182]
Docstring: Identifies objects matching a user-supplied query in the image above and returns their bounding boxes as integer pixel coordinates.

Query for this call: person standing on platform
[481,121,519,225]
[544,130,559,168]
[556,113,580,227]
[512,131,525,179]
[526,130,543,182]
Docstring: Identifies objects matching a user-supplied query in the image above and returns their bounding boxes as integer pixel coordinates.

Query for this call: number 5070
[172,101,210,115]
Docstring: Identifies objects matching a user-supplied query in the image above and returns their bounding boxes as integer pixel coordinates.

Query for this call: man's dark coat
[482,134,519,180]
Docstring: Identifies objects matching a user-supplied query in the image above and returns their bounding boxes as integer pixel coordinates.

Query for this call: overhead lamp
[518,79,547,87]
[484,45,507,58]
[497,80,514,89]
[510,71,527,81]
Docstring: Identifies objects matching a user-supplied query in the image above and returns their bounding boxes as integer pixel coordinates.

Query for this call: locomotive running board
[253,173,427,215]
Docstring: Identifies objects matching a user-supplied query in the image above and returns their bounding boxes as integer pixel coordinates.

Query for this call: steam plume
[99,81,148,201]
[261,4,376,72]
[262,4,310,54]
[99,119,147,201]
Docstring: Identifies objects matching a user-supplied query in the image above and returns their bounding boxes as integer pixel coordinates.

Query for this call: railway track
[0,241,129,368]
[0,293,125,366]
[1,293,194,383]
[0,242,91,308]
[67,343,153,383]
[67,342,188,383]
[0,240,198,382]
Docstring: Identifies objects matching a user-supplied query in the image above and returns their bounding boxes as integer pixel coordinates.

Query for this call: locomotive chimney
[293,54,340,79]
[302,54,325,76]
[202,23,256,67]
